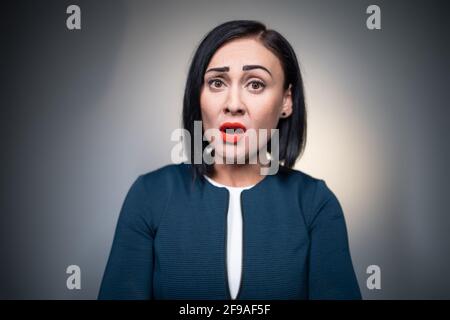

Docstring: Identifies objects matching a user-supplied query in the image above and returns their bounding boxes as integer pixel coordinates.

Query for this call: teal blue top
[98,163,361,300]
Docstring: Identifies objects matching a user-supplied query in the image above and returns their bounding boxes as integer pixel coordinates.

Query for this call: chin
[214,144,259,165]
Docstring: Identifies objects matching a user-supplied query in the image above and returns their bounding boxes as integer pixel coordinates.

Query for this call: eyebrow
[205,65,272,77]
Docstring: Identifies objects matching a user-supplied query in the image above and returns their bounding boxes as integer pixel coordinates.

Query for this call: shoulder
[135,162,192,193]
[276,165,328,194]
[134,162,194,200]
[121,163,189,233]
[123,163,189,208]
[277,166,341,227]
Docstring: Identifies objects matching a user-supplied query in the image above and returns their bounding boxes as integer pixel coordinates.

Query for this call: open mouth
[219,122,247,144]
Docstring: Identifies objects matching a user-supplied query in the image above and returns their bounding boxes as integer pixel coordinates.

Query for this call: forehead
[206,37,283,75]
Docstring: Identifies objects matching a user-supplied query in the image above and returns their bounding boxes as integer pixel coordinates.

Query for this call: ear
[280,84,293,118]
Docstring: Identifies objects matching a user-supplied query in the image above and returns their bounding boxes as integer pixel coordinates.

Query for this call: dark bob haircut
[182,20,307,183]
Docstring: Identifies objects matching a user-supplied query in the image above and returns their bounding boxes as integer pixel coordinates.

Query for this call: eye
[247,80,266,92]
[207,78,225,89]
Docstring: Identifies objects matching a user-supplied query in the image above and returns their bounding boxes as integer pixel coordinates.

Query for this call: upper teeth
[223,128,244,133]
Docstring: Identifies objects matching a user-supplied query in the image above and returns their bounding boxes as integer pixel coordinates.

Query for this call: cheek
[247,94,282,129]
[200,91,214,128]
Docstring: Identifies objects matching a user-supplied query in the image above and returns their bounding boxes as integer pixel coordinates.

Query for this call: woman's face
[200,37,293,164]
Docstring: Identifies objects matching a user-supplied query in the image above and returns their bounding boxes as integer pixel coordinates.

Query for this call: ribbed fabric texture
[203,174,255,300]
[98,163,362,300]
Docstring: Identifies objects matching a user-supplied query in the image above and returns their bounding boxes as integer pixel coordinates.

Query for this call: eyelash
[207,79,266,91]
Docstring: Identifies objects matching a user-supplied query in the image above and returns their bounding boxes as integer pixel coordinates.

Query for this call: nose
[224,85,245,116]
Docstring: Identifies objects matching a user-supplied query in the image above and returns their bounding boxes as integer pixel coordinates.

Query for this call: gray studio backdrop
[1,0,449,299]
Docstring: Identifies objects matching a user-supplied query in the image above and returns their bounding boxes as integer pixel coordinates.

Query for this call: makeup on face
[200,38,291,163]
[205,64,273,78]
[219,122,247,144]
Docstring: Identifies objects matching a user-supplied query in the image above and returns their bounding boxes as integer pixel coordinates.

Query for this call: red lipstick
[219,122,247,144]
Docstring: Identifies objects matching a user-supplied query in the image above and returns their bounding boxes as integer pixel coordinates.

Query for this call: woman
[98,20,361,300]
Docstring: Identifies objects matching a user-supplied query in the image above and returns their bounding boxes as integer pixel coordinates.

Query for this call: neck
[207,163,266,188]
